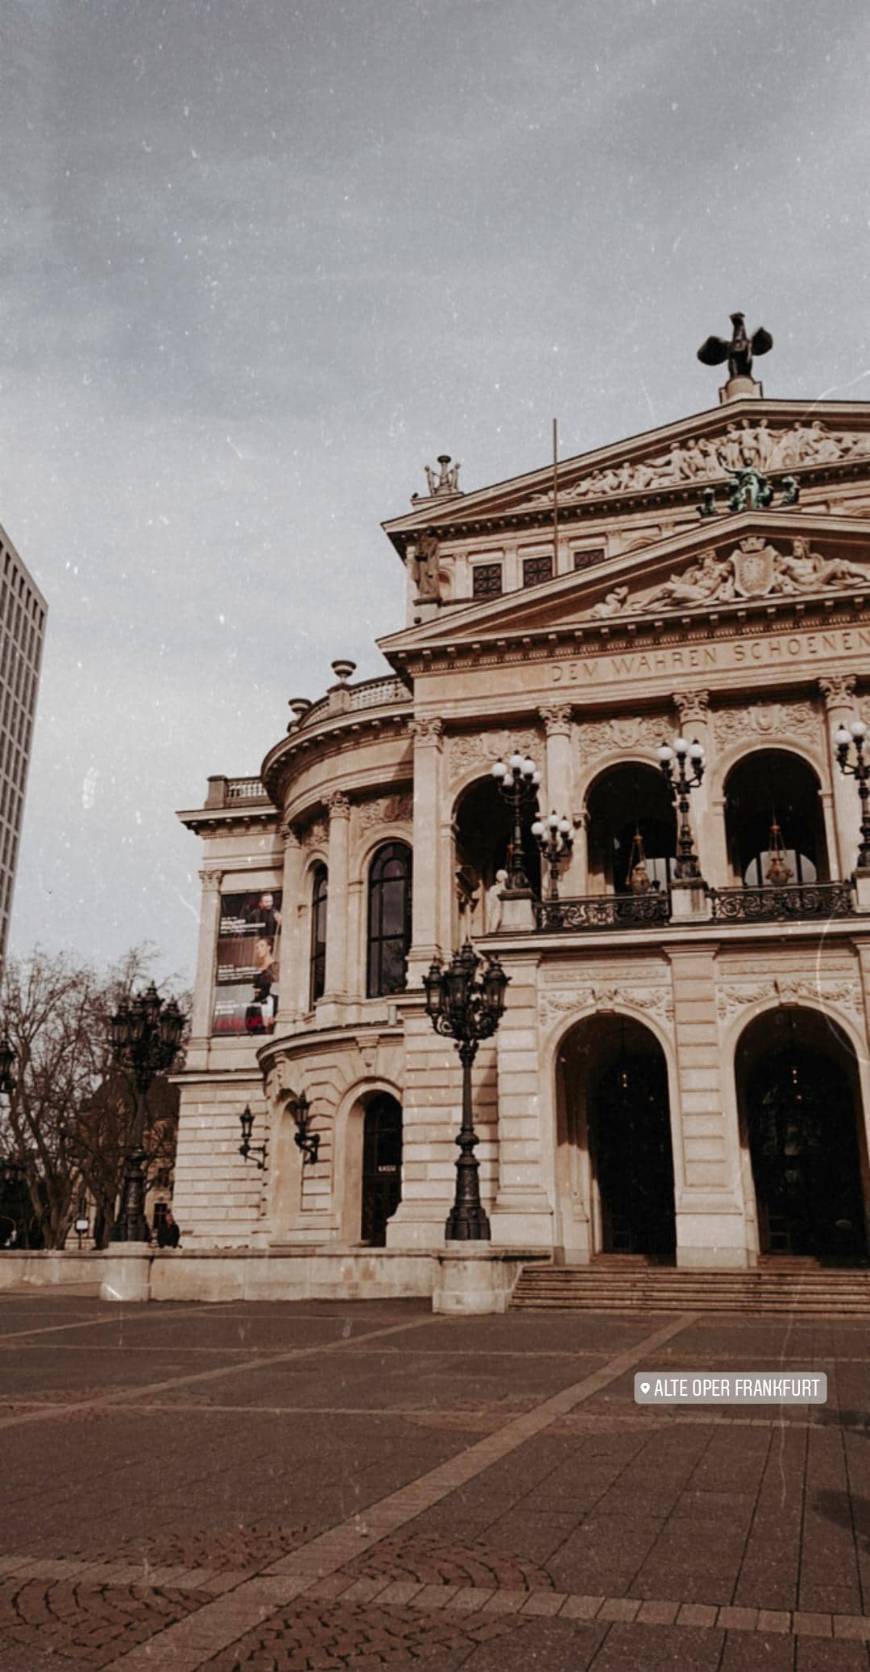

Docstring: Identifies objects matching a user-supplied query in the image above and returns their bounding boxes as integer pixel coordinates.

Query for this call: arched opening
[737,1008,867,1261]
[557,1013,676,1260]
[724,750,828,886]
[585,763,676,895]
[361,1093,403,1246]
[453,776,541,934]
[366,842,412,997]
[309,864,328,1007]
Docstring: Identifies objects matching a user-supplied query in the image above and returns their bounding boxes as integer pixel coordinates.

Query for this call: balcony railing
[534,892,671,932]
[709,882,855,922]
[533,880,858,933]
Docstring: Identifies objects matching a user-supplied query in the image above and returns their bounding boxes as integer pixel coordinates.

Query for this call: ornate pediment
[384,407,870,552]
[589,535,870,621]
[380,511,870,667]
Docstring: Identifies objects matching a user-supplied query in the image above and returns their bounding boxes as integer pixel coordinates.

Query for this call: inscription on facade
[550,626,870,687]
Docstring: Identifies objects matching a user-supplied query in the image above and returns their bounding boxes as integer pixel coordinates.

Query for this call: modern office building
[0,524,46,959]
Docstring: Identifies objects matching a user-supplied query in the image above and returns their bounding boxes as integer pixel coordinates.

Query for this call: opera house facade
[172,345,870,1306]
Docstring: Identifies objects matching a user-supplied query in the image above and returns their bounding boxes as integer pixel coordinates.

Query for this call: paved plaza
[2,1294,870,1669]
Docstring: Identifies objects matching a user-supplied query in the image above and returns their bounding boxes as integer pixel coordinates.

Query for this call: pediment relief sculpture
[530,420,870,506]
[590,538,870,621]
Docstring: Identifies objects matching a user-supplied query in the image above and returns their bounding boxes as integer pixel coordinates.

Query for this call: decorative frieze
[539,981,674,1033]
[356,792,413,833]
[712,698,818,750]
[716,976,862,1022]
[447,727,542,786]
[574,713,668,760]
[300,816,328,850]
[531,419,870,506]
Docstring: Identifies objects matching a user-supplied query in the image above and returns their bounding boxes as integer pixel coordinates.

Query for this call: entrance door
[361,1095,403,1246]
[746,1045,865,1258]
[590,1050,675,1258]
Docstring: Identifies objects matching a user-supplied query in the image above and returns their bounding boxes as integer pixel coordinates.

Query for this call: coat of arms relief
[589,537,870,621]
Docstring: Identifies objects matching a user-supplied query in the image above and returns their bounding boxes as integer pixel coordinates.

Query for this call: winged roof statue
[697,312,773,381]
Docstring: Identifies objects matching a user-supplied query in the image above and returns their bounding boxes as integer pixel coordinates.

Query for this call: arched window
[367,842,412,998]
[724,751,827,886]
[309,864,328,1007]
[586,763,676,894]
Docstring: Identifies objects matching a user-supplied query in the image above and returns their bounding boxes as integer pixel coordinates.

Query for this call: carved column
[275,827,304,1025]
[323,792,351,1000]
[189,868,223,1052]
[672,690,714,884]
[539,704,581,892]
[820,677,859,878]
[409,717,444,975]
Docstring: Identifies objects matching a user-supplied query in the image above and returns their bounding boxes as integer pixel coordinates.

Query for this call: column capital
[538,703,573,736]
[326,790,351,820]
[409,716,444,743]
[672,689,710,727]
[818,674,857,710]
[198,868,224,893]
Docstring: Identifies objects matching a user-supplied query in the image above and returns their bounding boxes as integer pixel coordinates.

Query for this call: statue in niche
[485,870,508,933]
[413,534,440,598]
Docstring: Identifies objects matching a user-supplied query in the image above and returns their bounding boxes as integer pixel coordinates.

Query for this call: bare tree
[0,947,186,1250]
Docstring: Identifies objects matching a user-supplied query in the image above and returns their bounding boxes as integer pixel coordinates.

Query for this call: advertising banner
[212,889,282,1035]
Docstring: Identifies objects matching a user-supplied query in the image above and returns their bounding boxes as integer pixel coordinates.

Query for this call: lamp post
[657,736,706,881]
[423,942,509,1241]
[834,718,870,870]
[110,983,185,1242]
[490,752,542,890]
[531,809,574,899]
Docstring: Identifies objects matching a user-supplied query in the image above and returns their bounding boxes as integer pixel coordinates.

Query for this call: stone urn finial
[330,659,356,685]
[288,697,312,722]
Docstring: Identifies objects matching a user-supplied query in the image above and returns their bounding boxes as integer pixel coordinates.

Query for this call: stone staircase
[510,1255,870,1315]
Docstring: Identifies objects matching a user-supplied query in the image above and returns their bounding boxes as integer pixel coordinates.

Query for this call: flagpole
[552,417,559,572]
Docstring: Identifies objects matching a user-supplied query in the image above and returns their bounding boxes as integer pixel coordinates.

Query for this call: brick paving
[2,1293,870,1668]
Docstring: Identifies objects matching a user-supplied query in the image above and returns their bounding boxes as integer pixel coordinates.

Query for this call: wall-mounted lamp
[238,1104,268,1170]
[292,1092,320,1166]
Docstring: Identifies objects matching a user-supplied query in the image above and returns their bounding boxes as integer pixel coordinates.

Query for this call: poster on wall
[211,889,282,1035]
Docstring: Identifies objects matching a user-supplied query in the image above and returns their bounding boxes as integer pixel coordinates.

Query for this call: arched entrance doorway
[557,1014,676,1260]
[361,1093,403,1246]
[737,1008,868,1260]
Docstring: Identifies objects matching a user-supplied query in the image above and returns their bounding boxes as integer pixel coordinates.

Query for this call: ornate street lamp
[834,718,870,870]
[490,752,542,890]
[657,736,706,881]
[238,1104,268,1169]
[531,809,574,899]
[291,1092,320,1166]
[423,941,509,1240]
[110,983,185,1242]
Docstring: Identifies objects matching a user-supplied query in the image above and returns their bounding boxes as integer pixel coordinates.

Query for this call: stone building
[172,352,870,1304]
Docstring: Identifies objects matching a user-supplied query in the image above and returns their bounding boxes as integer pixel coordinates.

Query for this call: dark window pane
[472,562,503,598]
[574,547,606,570]
[522,554,553,587]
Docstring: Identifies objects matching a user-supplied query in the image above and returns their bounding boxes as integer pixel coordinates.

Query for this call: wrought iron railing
[534,892,671,932]
[709,882,855,922]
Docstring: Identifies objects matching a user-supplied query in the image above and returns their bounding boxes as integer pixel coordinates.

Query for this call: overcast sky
[2,0,870,984]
